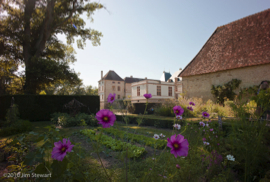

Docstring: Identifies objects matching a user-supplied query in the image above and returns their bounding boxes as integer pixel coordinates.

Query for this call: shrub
[0,120,32,137]
[50,112,98,127]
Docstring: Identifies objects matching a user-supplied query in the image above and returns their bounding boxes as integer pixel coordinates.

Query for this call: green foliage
[251,88,270,115]
[51,112,98,127]
[80,129,146,158]
[0,120,32,137]
[211,79,242,106]
[227,103,270,181]
[0,0,104,94]
[1,126,107,182]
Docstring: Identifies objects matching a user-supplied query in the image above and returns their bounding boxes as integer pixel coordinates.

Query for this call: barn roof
[179,8,270,77]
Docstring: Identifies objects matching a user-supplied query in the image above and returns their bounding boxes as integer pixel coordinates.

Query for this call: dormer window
[112,81,115,84]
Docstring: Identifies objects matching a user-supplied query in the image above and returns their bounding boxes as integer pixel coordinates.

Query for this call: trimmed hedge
[0,95,99,121]
[116,114,233,133]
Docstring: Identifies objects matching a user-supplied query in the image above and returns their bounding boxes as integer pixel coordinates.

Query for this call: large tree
[0,0,104,94]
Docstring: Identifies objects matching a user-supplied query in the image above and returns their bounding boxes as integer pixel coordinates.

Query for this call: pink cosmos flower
[189,102,195,106]
[143,93,152,99]
[199,121,205,127]
[210,128,213,131]
[107,93,116,104]
[202,112,210,118]
[202,138,206,141]
[187,106,193,111]
[176,164,181,169]
[167,134,189,158]
[95,109,116,128]
[217,143,220,145]
[51,138,74,161]
[173,105,184,116]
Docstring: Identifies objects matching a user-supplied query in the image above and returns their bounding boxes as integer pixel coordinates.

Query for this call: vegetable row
[80,129,146,158]
[97,127,167,149]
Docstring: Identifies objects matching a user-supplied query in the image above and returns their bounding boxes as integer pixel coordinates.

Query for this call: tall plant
[211,79,242,106]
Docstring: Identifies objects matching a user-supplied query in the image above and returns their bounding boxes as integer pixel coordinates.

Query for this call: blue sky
[57,0,270,88]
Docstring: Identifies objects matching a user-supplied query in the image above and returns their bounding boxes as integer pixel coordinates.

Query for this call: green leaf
[34,163,49,174]
[51,157,68,178]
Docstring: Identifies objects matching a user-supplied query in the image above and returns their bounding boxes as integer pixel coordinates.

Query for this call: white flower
[152,158,156,160]
[226,155,235,161]
[203,141,209,145]
[206,124,209,127]
[160,133,165,137]
[199,121,205,127]
[173,124,181,130]
[176,115,182,120]
[153,134,160,140]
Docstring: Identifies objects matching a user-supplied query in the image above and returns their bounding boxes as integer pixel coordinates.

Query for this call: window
[175,86,177,91]
[137,86,140,96]
[118,82,120,84]
[102,95,103,100]
[118,95,120,99]
[112,86,115,91]
[112,81,115,84]
[99,87,100,91]
[102,86,103,91]
[157,86,161,96]
[168,87,172,96]
[118,86,120,91]
[175,93,178,99]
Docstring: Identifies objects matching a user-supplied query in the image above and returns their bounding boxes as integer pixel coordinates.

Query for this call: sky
[28,1,270,88]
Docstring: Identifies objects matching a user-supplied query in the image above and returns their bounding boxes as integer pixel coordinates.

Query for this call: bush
[0,120,32,137]
[50,112,98,127]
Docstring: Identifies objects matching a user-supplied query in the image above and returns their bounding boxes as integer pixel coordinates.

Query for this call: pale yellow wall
[182,64,270,102]
[131,80,175,102]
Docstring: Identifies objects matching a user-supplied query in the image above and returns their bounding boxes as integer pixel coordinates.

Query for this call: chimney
[145,77,147,79]
[130,75,133,78]
[101,71,103,79]
[179,68,182,70]
[163,71,165,73]
[175,77,178,82]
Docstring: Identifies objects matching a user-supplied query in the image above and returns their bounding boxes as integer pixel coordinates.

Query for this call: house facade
[98,70,183,109]
[178,8,270,102]
[131,79,175,104]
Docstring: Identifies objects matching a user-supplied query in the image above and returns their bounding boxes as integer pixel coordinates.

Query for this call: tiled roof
[124,77,144,83]
[160,71,172,82]
[179,8,270,77]
[101,70,124,81]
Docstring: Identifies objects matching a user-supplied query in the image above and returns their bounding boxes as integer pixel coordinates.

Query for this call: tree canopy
[0,0,104,94]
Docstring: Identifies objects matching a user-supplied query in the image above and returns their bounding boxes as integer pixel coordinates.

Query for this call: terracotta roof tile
[179,8,270,77]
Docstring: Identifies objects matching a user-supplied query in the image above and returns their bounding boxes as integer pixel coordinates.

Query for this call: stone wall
[182,63,270,102]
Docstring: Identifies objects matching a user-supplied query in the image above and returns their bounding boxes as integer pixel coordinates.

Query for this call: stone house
[98,70,183,109]
[178,8,270,102]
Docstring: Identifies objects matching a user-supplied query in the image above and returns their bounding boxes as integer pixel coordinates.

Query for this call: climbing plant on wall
[211,79,242,106]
